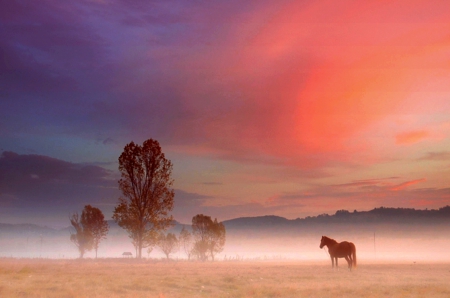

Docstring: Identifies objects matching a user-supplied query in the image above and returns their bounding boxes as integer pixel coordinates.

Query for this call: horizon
[1,1,450,227]
[1,205,450,262]
[1,204,448,229]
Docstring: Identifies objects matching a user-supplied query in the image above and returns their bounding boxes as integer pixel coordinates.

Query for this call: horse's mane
[323,236,338,245]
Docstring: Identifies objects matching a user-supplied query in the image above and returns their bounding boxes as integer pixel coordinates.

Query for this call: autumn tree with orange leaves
[113,139,175,259]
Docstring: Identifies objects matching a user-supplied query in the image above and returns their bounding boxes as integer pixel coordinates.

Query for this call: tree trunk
[138,240,142,259]
[137,229,143,259]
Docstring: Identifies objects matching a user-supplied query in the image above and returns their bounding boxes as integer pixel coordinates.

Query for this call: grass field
[1,258,449,297]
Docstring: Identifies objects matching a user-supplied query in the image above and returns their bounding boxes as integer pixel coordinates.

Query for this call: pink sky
[1,0,449,225]
[167,0,450,222]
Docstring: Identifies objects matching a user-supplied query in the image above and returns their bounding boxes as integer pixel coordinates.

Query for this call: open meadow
[1,258,450,298]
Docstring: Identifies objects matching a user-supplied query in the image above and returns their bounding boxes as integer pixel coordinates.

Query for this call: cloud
[331,177,428,195]
[396,131,430,145]
[418,152,450,161]
[2,0,450,171]
[0,0,110,137]
[388,178,427,191]
[172,189,212,223]
[148,0,450,168]
[172,188,293,223]
[1,0,106,87]
[252,177,446,218]
[102,138,116,145]
[332,178,401,188]
[0,151,119,212]
[2,0,450,224]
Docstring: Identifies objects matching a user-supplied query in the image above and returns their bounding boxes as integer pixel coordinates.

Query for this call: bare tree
[191,214,226,261]
[179,226,193,260]
[81,205,109,259]
[70,213,92,258]
[113,139,175,259]
[157,233,178,260]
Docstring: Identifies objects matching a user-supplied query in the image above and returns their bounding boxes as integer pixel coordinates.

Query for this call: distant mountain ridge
[223,205,450,229]
[1,206,449,233]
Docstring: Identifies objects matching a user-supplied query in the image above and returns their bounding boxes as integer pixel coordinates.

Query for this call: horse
[320,236,357,270]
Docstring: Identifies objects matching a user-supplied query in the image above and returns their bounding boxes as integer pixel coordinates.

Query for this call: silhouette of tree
[192,239,209,261]
[439,205,450,215]
[208,218,226,261]
[113,139,175,259]
[147,246,153,258]
[179,226,193,260]
[157,232,178,260]
[191,214,226,261]
[191,215,211,261]
[335,209,350,216]
[70,212,93,258]
[81,205,109,259]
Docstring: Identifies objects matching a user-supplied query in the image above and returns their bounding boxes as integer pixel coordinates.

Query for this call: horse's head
[320,236,326,248]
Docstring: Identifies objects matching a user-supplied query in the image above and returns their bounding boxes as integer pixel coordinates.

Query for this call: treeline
[298,205,450,224]
[222,206,450,230]
[69,139,226,260]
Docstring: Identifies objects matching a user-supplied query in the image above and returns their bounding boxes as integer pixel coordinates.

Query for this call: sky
[1,0,450,227]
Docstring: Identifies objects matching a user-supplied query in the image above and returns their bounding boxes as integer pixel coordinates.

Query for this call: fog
[222,223,450,262]
[1,222,449,262]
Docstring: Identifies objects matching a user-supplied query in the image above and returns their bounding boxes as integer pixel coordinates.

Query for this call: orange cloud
[396,131,430,145]
[389,178,427,191]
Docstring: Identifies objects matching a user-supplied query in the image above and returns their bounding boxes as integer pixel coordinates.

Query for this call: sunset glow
[1,0,450,225]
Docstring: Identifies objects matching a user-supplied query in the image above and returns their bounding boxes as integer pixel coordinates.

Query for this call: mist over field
[2,208,450,297]
[224,224,450,262]
[1,207,449,262]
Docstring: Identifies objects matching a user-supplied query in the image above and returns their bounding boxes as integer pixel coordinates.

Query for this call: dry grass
[1,258,449,297]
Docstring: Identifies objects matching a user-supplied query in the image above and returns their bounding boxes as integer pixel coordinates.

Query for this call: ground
[1,258,449,297]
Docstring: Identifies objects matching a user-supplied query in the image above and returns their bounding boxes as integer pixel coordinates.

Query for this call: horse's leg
[345,255,351,270]
[335,257,338,268]
[330,256,334,268]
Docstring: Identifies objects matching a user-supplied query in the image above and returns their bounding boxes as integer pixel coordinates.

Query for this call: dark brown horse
[320,236,357,270]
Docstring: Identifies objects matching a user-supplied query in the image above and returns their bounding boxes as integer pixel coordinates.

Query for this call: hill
[223,205,450,229]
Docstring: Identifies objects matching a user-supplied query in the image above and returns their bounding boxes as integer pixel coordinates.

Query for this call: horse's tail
[351,243,357,268]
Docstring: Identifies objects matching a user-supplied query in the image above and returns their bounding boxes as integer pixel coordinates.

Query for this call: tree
[113,139,175,259]
[192,239,209,261]
[147,246,153,258]
[207,218,226,261]
[157,233,178,260]
[191,214,212,261]
[70,205,109,258]
[191,214,226,261]
[70,212,93,258]
[81,205,109,259]
[179,226,193,260]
